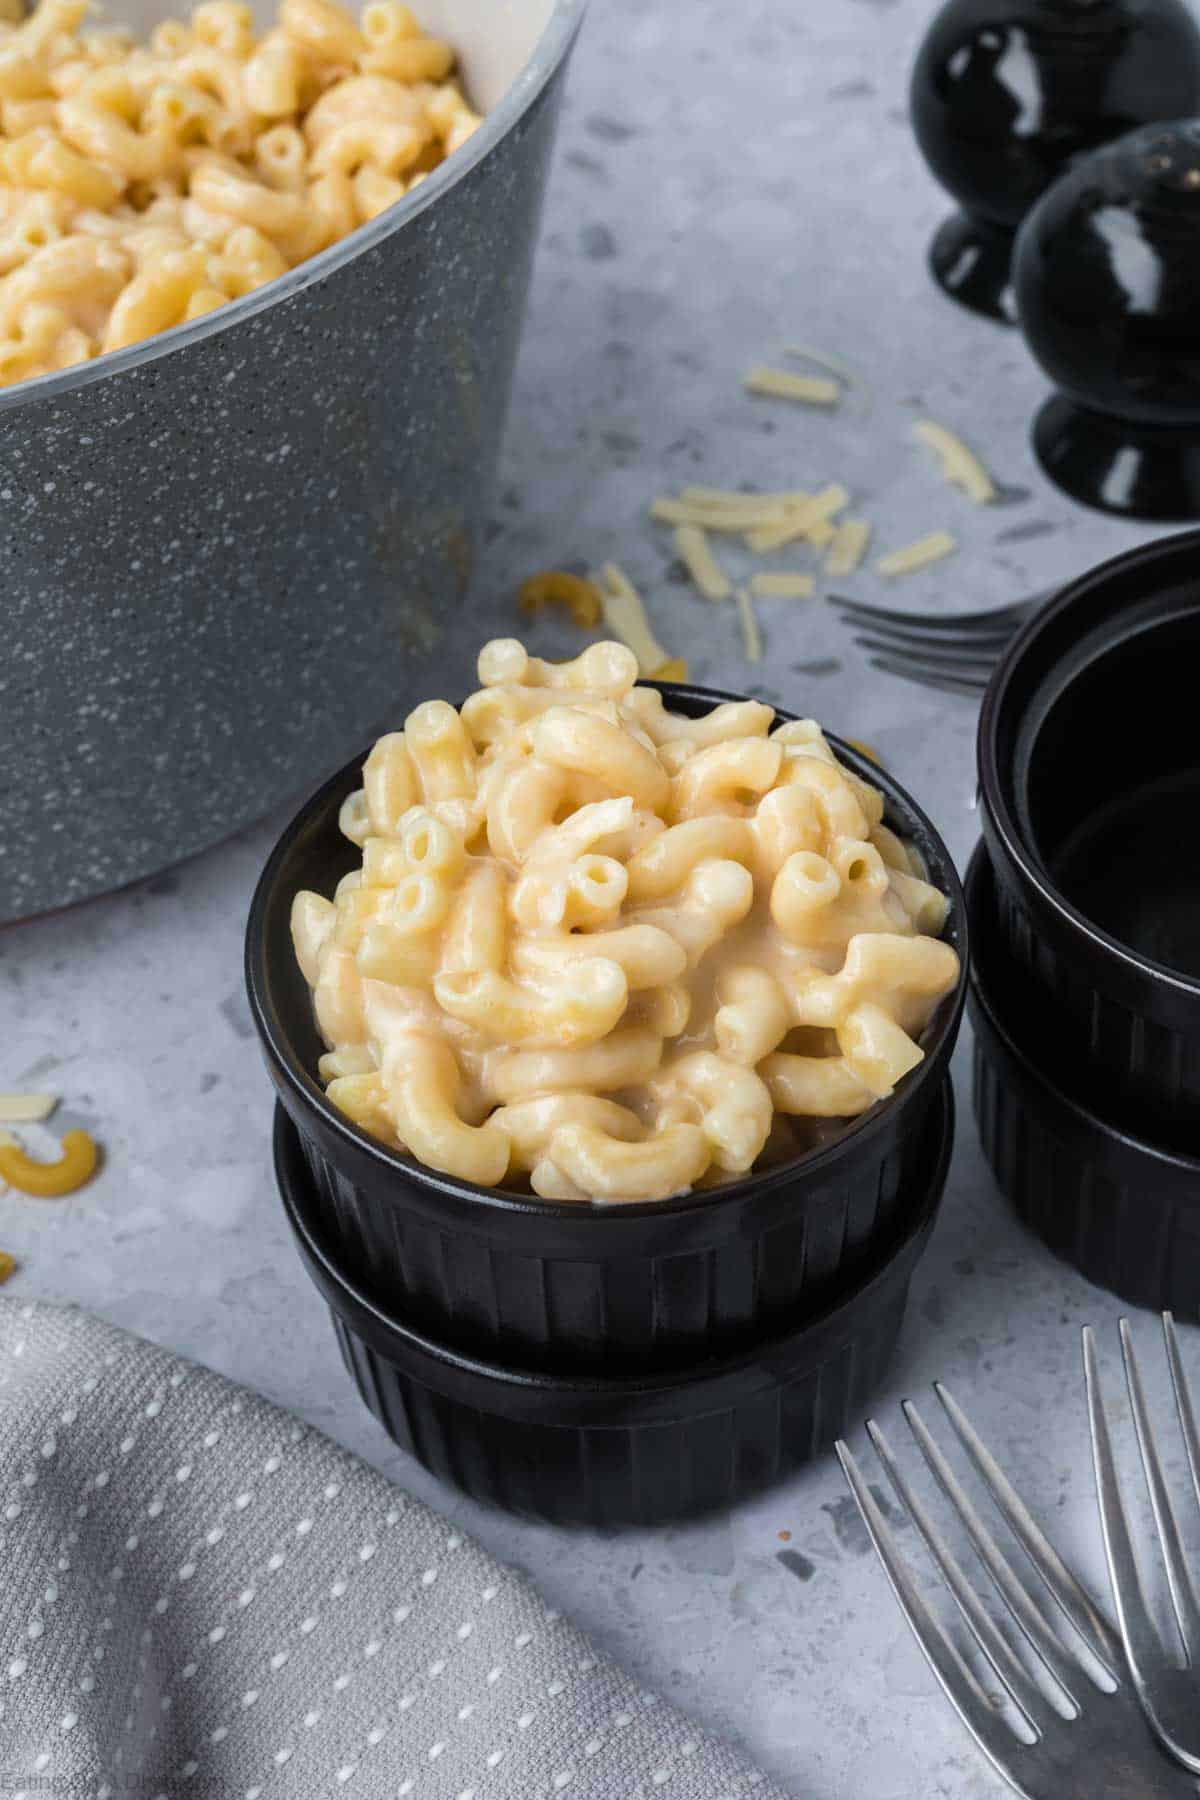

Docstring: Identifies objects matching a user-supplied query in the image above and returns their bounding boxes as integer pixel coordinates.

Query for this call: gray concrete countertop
[3,2,1191,1794]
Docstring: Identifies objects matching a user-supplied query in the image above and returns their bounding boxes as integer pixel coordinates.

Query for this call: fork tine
[846,613,1020,649]
[868,657,990,699]
[835,1439,1032,1779]
[1163,1313,1200,1519]
[827,592,1041,632]
[1120,1318,1200,1662]
[867,1419,1047,1726]
[1082,1327,1169,1686]
[854,635,1002,673]
[937,1379,1122,1666]
[902,1401,1097,1706]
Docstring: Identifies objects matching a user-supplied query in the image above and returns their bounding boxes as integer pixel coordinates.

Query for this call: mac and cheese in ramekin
[292,640,961,1204]
[0,0,480,386]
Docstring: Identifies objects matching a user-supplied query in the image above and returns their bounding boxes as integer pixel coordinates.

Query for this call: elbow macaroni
[0,0,482,386]
[292,639,961,1202]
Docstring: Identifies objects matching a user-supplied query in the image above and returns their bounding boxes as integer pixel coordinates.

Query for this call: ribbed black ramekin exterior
[246,684,967,1374]
[968,845,1200,1317]
[276,1084,953,1526]
[978,532,1200,1142]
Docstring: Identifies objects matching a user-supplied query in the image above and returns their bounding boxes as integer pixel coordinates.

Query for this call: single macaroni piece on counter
[0,0,483,386]
[291,639,961,1203]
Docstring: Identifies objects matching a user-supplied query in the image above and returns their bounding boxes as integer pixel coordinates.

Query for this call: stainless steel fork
[827,588,1052,697]
[837,1383,1200,1798]
[1085,1315,1200,1777]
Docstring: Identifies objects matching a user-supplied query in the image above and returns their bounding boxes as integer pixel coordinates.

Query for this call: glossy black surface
[968,845,1200,1318]
[1017,122,1200,515]
[246,682,968,1374]
[977,529,1200,1141]
[911,0,1200,322]
[275,1091,954,1525]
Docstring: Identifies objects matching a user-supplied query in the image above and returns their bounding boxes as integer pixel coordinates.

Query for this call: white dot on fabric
[545,1610,560,1624]
[457,1789,476,1800]
[457,1623,474,1641]
[303,1711,321,1729]
[22,1471,36,1488]
[518,1714,533,1731]
[263,1456,281,1474]
[179,1563,196,1581]
[333,1674,350,1693]
[125,1536,139,1552]
[234,1493,252,1511]
[245,1786,262,1799]
[614,1712,632,1729]
[481,1586,498,1603]
[147,1500,163,1519]
[367,1727,384,1746]
[583,1738,602,1758]
[457,1705,474,1723]
[27,1621,43,1641]
[300,1616,317,1635]
[154,1599,168,1616]
[41,1438,56,1459]
[205,1528,224,1547]
[429,1743,445,1762]
[330,1581,347,1599]
[296,1519,313,1537]
[81,1378,98,1394]
[242,1691,259,1708]
[486,1752,503,1770]
[358,1544,376,1563]
[209,1629,225,1646]
[238,1589,255,1609]
[421,1569,437,1587]
[120,1436,136,1455]
[203,1431,220,1449]
[8,1660,26,1680]
[386,1508,401,1526]
[145,1399,162,1418]
[175,1466,191,1483]
[447,1534,462,1551]
[399,1782,413,1797]
[61,1408,77,1425]
[181,1762,198,1779]
[181,1665,197,1681]
[324,1483,341,1500]
[79,1676,95,1694]
[4,1505,20,1522]
[34,1754,49,1772]
[393,1606,411,1625]
[270,1652,288,1671]
[61,1712,78,1733]
[553,1773,573,1791]
[267,1555,284,1572]
[364,1641,380,1659]
[170,1372,185,1389]
[548,1681,565,1698]
[428,1661,445,1679]
[652,1772,671,1788]
[335,1765,355,1784]
[486,1667,502,1685]
[94,1472,109,1488]
[515,1633,532,1649]
[273,1748,292,1766]
[398,1695,415,1713]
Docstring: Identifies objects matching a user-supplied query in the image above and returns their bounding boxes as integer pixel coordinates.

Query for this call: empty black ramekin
[246,682,966,1374]
[276,1082,954,1525]
[979,531,1200,1144]
[968,844,1200,1317]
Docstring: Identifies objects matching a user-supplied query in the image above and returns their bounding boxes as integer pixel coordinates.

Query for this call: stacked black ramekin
[972,533,1200,1314]
[247,685,967,1524]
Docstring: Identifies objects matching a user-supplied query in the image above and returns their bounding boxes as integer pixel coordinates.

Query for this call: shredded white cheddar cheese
[744,366,840,408]
[599,563,674,675]
[746,484,850,554]
[825,519,872,578]
[651,496,796,533]
[875,531,957,579]
[674,525,733,602]
[748,572,815,600]
[914,420,996,505]
[0,1093,57,1123]
[735,588,763,662]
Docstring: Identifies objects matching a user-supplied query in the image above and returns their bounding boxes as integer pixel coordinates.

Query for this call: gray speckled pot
[0,0,585,923]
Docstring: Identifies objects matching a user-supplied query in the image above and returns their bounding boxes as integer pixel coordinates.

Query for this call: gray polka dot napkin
[0,1298,791,1800]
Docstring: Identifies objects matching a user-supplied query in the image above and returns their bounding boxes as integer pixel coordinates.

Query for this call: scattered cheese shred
[735,587,763,662]
[780,343,863,402]
[651,496,795,533]
[0,1092,57,1124]
[914,420,996,505]
[0,1251,15,1284]
[744,365,840,408]
[747,483,849,554]
[674,524,733,602]
[875,530,957,579]
[518,569,603,628]
[598,563,674,676]
[825,519,872,578]
[748,572,815,600]
[651,657,690,682]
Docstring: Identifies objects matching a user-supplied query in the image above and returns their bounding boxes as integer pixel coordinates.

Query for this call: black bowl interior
[986,532,1200,989]
[247,679,967,1219]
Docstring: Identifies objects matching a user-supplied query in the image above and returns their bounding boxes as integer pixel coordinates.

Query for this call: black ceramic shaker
[911,0,1200,323]
[1015,120,1200,517]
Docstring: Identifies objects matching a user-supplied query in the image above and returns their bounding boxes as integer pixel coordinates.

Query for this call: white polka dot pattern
[0,1298,789,1800]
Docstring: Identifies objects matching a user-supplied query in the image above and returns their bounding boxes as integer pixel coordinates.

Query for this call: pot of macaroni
[0,0,585,921]
[246,643,968,1375]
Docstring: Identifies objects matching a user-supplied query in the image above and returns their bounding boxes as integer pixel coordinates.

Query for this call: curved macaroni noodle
[292,639,960,1201]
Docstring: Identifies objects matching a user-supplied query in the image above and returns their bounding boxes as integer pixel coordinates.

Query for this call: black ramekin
[246,682,967,1374]
[978,531,1200,1145]
[275,1082,954,1526]
[968,844,1200,1317]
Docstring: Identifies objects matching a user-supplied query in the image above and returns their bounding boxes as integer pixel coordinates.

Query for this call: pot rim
[245,678,969,1227]
[0,0,588,414]
[977,528,1200,1007]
